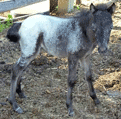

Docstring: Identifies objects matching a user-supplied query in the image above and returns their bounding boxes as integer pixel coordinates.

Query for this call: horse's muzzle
[98,47,108,54]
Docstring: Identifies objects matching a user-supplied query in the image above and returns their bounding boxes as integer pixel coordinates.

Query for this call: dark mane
[95,3,108,10]
[73,8,90,19]
[70,3,109,35]
[73,3,109,18]
[71,9,92,36]
[73,3,108,18]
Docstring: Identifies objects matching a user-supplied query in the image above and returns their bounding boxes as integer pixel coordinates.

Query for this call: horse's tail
[6,22,22,42]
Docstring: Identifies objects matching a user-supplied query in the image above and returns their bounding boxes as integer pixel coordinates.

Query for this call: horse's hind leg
[83,56,100,104]
[8,57,32,113]
[16,64,30,98]
[8,32,43,113]
[16,77,26,98]
[9,52,40,113]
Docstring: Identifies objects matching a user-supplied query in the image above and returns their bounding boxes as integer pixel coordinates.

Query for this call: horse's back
[18,15,70,57]
[20,15,69,32]
[18,14,83,58]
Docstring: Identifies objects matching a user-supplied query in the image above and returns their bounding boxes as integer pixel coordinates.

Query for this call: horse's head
[90,3,116,54]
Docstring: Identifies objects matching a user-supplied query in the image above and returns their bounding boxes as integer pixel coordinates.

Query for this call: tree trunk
[50,0,58,12]
[76,0,81,5]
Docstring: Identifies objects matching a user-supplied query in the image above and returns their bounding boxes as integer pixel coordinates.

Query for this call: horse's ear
[90,3,96,13]
[107,3,116,15]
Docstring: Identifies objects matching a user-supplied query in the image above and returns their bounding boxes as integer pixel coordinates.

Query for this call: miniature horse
[6,3,115,116]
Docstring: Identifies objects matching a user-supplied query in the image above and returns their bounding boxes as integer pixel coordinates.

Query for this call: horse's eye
[92,27,96,32]
[91,23,96,32]
[92,26,96,32]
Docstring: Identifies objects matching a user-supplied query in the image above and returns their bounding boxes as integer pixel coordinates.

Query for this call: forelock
[95,4,108,11]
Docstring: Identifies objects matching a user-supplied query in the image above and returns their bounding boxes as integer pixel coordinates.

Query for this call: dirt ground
[0,1,121,119]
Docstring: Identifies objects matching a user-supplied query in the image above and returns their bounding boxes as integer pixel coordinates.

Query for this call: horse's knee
[68,75,77,88]
[68,80,77,87]
[86,75,92,81]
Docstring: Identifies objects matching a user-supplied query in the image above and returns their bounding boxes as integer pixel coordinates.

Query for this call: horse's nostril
[98,47,107,53]
[100,47,106,52]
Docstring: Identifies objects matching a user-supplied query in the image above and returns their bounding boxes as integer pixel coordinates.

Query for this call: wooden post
[58,0,68,13]
[58,0,75,13]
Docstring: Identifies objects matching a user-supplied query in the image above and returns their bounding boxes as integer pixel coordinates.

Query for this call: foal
[7,3,115,116]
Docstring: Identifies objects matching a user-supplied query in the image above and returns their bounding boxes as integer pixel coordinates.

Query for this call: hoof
[18,92,27,98]
[68,108,74,117]
[6,97,23,114]
[12,102,24,114]
[69,111,75,117]
[14,107,23,114]
[94,98,100,105]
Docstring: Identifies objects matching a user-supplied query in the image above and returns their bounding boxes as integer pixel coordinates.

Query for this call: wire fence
[0,0,11,2]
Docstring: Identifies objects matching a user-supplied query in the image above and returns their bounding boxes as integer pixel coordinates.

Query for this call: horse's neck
[86,26,96,43]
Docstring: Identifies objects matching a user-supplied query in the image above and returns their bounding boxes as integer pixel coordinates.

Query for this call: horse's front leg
[66,54,78,116]
[83,56,100,104]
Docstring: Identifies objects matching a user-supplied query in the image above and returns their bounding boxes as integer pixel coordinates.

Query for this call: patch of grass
[73,4,81,10]
[77,5,80,10]
[0,14,13,32]
[55,6,58,11]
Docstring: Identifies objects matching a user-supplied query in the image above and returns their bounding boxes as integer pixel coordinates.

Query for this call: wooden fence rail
[0,0,46,13]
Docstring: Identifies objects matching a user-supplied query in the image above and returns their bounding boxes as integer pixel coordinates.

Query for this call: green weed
[73,4,80,10]
[55,6,58,11]
[0,14,13,32]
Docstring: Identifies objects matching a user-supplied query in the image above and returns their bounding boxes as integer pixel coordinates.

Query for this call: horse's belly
[41,40,68,58]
